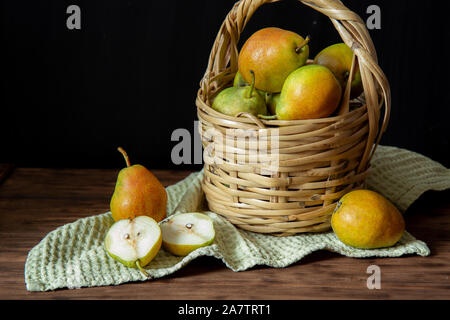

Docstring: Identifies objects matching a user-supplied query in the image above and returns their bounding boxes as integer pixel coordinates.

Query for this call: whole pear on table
[110,147,167,222]
[331,190,405,249]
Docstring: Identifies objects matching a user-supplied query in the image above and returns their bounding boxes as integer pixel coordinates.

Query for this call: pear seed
[123,233,130,240]
[185,223,193,229]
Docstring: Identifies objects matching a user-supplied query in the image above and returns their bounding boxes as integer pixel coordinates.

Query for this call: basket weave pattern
[195,0,390,235]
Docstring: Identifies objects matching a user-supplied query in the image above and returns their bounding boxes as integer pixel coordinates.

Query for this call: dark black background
[2,0,449,169]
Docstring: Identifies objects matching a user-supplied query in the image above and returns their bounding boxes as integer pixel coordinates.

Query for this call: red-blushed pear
[238,27,310,93]
[110,147,167,222]
[314,43,363,99]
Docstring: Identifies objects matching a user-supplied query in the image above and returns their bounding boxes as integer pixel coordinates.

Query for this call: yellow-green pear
[233,71,272,104]
[212,71,268,117]
[275,65,342,120]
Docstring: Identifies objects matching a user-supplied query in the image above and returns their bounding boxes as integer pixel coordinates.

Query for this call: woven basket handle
[201,0,391,172]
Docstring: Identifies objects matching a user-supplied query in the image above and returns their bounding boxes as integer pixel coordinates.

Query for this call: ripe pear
[275,65,342,120]
[212,71,268,117]
[331,190,405,249]
[314,43,363,98]
[161,213,215,256]
[238,27,310,93]
[110,147,167,222]
[104,215,162,276]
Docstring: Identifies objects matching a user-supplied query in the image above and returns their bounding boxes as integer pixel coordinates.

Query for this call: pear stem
[258,114,277,120]
[248,70,256,99]
[117,147,131,167]
[136,260,150,277]
[295,35,310,54]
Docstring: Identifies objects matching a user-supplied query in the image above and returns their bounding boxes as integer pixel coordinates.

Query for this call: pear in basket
[233,71,272,105]
[238,27,310,93]
[233,71,248,87]
[212,70,268,117]
[266,93,280,115]
[261,64,341,120]
[314,43,363,98]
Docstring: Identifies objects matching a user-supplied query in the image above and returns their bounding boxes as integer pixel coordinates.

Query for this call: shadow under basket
[195,0,391,236]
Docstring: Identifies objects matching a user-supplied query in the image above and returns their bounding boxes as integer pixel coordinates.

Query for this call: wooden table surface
[0,166,449,300]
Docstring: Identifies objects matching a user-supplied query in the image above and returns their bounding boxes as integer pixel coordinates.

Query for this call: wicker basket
[195,0,391,236]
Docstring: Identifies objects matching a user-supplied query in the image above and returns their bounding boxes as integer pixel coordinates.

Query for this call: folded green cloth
[25,146,450,291]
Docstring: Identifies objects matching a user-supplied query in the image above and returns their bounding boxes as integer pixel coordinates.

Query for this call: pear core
[105,216,161,266]
[161,213,215,256]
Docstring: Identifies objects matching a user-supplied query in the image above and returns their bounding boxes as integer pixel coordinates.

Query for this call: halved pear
[161,213,215,256]
[104,215,162,276]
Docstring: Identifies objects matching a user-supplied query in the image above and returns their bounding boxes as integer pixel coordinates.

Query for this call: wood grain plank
[0,168,449,300]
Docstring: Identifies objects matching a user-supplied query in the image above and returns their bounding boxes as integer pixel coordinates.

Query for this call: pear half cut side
[104,215,162,276]
[161,213,215,256]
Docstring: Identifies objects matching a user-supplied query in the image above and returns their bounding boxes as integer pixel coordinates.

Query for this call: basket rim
[196,89,367,127]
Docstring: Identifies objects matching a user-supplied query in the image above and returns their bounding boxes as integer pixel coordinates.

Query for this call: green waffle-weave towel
[25,146,450,291]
